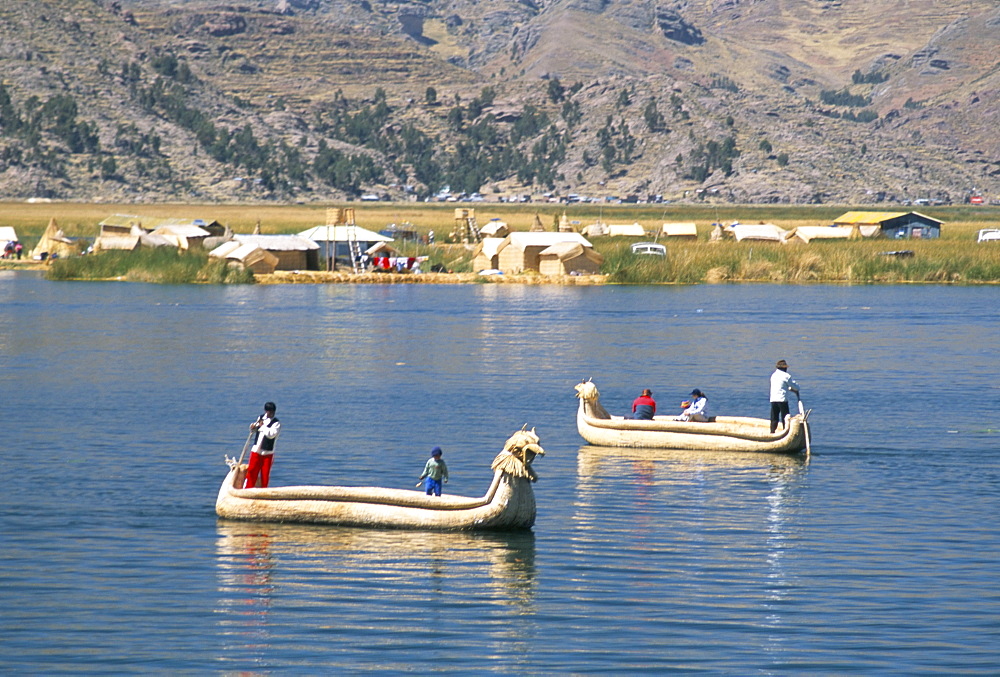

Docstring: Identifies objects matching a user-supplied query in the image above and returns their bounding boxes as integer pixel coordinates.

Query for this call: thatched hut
[471,237,506,272]
[30,218,88,259]
[496,232,594,274]
[151,224,212,250]
[209,241,279,274]
[538,241,603,275]
[479,219,509,238]
[234,234,320,271]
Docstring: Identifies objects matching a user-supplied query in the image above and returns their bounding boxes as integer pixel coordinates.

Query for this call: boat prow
[574,380,810,453]
[216,427,545,530]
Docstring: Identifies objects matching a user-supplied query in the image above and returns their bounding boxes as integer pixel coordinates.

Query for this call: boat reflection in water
[214,521,536,666]
[574,445,809,660]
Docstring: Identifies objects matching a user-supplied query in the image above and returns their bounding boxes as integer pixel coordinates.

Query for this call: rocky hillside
[0,0,997,204]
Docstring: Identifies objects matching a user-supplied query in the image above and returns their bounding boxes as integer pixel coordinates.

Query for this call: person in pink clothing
[243,401,281,489]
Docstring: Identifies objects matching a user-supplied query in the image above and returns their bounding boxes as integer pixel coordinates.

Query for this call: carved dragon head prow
[574,379,599,401]
[574,379,611,420]
[491,425,545,482]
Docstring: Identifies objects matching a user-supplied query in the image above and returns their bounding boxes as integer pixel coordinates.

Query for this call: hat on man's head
[431,446,442,456]
[775,359,788,369]
[690,389,703,397]
[264,401,276,412]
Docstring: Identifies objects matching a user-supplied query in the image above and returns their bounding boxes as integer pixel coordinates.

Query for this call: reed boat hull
[216,465,537,530]
[576,385,809,453]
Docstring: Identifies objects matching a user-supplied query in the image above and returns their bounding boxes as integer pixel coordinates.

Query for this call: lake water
[2,273,998,674]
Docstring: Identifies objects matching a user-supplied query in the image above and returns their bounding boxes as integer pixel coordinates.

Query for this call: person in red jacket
[631,389,656,420]
[243,401,281,489]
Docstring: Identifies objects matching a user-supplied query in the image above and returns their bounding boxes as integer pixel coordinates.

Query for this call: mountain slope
[0,0,997,203]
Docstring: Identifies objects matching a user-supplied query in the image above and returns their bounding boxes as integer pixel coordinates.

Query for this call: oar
[236,429,255,467]
[798,398,812,456]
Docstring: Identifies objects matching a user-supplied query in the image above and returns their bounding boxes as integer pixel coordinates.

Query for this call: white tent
[789,225,856,243]
[606,223,647,237]
[298,225,393,270]
[660,222,698,238]
[0,226,18,249]
[298,225,393,243]
[726,223,787,242]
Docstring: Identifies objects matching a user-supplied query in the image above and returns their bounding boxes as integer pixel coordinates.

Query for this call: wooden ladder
[347,226,364,273]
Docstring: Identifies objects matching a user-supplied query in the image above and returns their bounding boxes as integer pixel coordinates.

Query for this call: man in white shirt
[769,360,800,433]
[243,401,281,488]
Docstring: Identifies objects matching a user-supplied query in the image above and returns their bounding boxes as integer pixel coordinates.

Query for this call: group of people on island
[630,359,801,433]
[240,400,449,496]
[238,360,799,495]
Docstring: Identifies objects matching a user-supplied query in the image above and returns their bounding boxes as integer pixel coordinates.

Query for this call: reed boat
[575,380,810,453]
[216,427,545,530]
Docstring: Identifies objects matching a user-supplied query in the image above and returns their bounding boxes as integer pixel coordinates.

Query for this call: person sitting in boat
[631,389,656,420]
[676,389,710,422]
[418,446,449,496]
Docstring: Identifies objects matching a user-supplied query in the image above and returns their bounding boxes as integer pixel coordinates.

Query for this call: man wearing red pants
[244,401,281,488]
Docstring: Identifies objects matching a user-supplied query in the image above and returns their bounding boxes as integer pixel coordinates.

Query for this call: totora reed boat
[575,380,810,453]
[216,427,545,530]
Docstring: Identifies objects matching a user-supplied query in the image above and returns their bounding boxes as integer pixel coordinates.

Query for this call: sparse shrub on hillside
[852,69,888,84]
[843,109,879,123]
[643,99,666,133]
[710,75,740,93]
[683,135,739,181]
[820,88,872,107]
[562,99,582,127]
[547,77,565,103]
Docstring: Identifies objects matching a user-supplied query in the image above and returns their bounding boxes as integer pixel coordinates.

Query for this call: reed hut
[234,234,320,271]
[151,224,212,250]
[30,218,88,259]
[538,241,604,276]
[471,237,506,272]
[209,241,279,274]
[479,219,509,238]
[496,232,594,274]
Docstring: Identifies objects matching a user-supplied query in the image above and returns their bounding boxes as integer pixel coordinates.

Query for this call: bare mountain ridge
[0,0,997,203]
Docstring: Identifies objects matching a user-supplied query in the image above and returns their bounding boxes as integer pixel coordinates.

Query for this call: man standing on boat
[244,401,281,489]
[769,360,800,433]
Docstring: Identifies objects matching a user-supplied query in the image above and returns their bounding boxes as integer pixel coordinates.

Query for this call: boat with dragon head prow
[575,380,810,453]
[216,427,545,530]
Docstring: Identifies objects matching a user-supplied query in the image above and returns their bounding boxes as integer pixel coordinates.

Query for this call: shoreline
[255,270,609,284]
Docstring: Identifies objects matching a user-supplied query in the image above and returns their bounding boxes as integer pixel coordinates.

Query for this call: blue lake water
[2,272,998,674]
